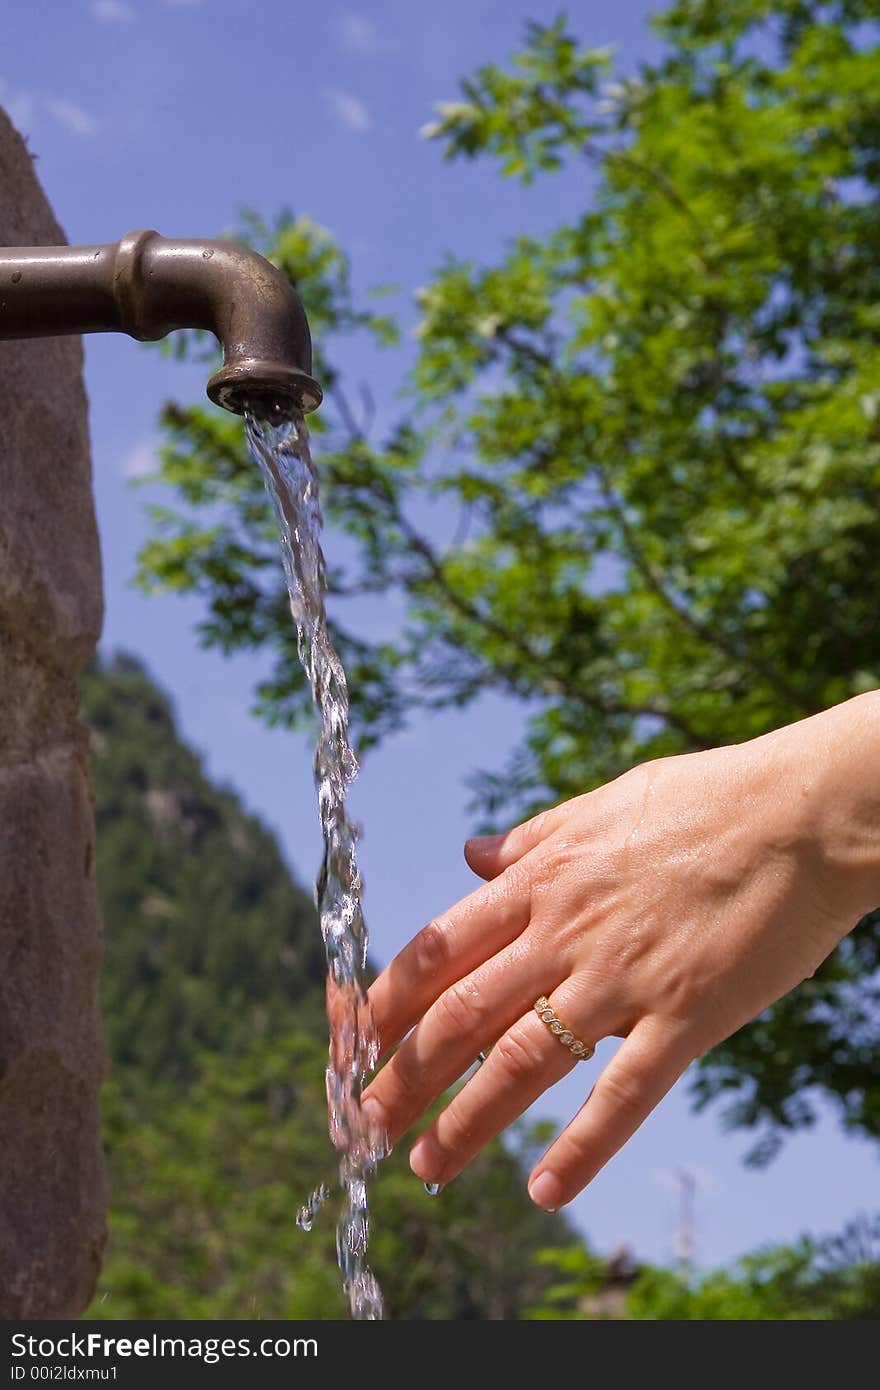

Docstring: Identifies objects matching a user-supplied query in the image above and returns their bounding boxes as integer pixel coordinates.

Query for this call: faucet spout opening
[0,230,323,418]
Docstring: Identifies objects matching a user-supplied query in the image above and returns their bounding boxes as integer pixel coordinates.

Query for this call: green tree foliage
[136,2,880,1158]
[93,1037,570,1320]
[83,655,571,1319]
[81,653,327,1082]
[530,1215,880,1319]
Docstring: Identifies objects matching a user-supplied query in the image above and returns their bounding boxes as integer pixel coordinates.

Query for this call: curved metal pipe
[0,230,322,416]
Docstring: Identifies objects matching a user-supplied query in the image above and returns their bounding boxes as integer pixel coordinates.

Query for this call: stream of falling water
[244,406,386,1321]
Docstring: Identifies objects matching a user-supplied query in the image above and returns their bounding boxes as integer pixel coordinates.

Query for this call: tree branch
[480,324,816,715]
[592,457,811,713]
[388,487,709,744]
[329,375,709,745]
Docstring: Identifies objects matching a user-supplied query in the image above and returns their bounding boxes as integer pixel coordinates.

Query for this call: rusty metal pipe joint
[0,230,322,416]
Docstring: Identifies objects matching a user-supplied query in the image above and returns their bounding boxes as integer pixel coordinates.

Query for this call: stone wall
[0,108,106,1317]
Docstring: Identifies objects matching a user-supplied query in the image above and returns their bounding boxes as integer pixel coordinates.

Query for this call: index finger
[367,863,533,1058]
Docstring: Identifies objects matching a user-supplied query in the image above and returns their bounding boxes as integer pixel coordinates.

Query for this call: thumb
[463,832,506,880]
[464,805,565,880]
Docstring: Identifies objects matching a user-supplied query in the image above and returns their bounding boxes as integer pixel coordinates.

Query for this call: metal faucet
[0,229,322,416]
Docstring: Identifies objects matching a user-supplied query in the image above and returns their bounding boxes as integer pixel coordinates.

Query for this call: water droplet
[296,1182,330,1234]
[424,1181,442,1197]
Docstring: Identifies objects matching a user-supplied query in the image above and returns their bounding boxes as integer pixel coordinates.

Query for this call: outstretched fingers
[362,939,568,1148]
[407,976,615,1188]
[367,860,534,1059]
[527,1015,693,1211]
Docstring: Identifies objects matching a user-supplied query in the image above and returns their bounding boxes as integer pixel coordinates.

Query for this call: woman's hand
[361,695,880,1210]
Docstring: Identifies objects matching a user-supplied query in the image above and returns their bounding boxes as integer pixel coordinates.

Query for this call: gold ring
[534,997,594,1060]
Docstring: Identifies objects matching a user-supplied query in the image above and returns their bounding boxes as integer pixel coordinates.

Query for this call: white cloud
[1,80,100,138]
[324,87,372,133]
[121,440,157,480]
[46,97,99,136]
[91,0,135,20]
[334,11,383,56]
[0,77,36,132]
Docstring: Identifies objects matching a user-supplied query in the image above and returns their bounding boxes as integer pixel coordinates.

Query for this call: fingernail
[464,834,503,856]
[528,1171,563,1212]
[360,1096,388,1144]
[409,1135,442,1184]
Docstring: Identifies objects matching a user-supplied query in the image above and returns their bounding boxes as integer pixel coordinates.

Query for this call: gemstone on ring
[533,997,593,1061]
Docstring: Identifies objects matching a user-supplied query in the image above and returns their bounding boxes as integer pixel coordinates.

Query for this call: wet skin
[361,693,880,1211]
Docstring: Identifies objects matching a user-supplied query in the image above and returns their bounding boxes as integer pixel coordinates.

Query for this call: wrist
[774,692,880,932]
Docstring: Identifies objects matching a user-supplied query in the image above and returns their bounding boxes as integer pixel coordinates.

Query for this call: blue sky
[4,0,877,1273]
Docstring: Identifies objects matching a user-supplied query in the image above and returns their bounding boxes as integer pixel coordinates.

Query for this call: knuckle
[387,1046,427,1111]
[497,857,533,906]
[436,1104,475,1156]
[494,1024,544,1084]
[435,977,484,1034]
[659,965,701,1018]
[386,1050,422,1106]
[412,917,451,979]
[599,1065,646,1116]
[517,811,545,853]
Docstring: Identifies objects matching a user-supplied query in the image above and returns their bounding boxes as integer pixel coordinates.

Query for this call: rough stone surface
[0,107,106,1318]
